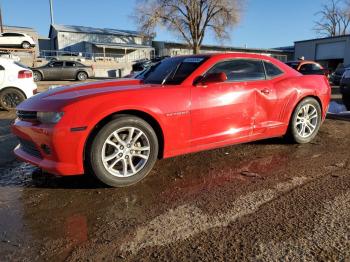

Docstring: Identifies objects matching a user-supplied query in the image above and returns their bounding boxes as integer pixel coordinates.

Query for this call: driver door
[45,61,64,80]
[190,59,265,147]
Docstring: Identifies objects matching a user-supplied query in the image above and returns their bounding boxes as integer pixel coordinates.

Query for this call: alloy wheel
[1,93,22,108]
[101,127,151,177]
[295,104,318,138]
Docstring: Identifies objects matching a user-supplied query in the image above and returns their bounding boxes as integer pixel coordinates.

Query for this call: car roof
[287,60,319,64]
[50,60,81,62]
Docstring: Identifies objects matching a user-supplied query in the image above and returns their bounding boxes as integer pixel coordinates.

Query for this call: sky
[2,0,329,48]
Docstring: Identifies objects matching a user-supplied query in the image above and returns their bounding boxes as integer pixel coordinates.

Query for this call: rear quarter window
[264,62,284,78]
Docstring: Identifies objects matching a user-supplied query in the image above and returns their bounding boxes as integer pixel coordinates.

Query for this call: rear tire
[33,71,42,82]
[77,71,88,81]
[287,97,322,144]
[0,88,26,110]
[88,115,159,187]
[21,41,31,49]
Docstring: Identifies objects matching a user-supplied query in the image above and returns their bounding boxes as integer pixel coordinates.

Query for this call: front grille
[18,138,42,159]
[16,110,37,121]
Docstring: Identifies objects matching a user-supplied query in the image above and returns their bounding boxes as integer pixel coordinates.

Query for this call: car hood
[16,78,157,111]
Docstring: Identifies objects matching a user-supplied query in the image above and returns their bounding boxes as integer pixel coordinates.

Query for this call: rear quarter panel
[275,74,331,124]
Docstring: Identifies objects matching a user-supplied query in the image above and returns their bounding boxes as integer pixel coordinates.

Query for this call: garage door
[316,41,346,60]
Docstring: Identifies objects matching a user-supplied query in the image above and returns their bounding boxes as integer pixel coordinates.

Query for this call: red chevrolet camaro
[12,53,331,187]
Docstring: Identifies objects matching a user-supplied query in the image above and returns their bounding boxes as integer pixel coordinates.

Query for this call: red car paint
[12,53,331,176]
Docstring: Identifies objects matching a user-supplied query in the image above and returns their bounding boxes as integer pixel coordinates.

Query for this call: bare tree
[134,0,243,54]
[314,0,350,37]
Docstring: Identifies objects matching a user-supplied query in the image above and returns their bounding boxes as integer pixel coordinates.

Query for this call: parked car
[0,32,35,49]
[151,55,170,63]
[124,62,160,79]
[0,51,20,62]
[49,52,86,62]
[330,63,350,85]
[0,58,37,110]
[12,53,330,187]
[340,68,350,96]
[131,59,152,73]
[286,60,329,77]
[31,61,94,81]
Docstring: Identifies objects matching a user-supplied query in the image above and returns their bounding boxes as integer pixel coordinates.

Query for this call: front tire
[33,71,42,82]
[0,88,26,110]
[287,97,322,143]
[21,41,31,49]
[77,71,88,81]
[88,115,159,187]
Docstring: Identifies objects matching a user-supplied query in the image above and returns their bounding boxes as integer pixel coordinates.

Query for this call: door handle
[260,88,270,95]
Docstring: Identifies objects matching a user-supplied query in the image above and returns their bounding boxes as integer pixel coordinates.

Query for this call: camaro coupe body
[12,53,331,187]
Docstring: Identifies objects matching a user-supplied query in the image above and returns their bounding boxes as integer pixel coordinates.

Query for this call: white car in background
[0,51,20,61]
[0,32,36,49]
[0,58,37,110]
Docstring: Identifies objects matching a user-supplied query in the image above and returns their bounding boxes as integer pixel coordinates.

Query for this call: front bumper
[12,119,86,176]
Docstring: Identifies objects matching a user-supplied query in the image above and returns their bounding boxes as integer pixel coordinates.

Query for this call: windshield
[143,56,208,85]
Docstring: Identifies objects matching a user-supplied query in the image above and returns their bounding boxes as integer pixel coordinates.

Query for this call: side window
[2,33,22,37]
[299,63,313,72]
[52,62,64,67]
[0,64,4,70]
[207,59,266,81]
[65,62,76,67]
[264,62,283,78]
[312,64,322,70]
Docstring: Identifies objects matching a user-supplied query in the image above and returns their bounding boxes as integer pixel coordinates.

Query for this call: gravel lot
[0,81,349,261]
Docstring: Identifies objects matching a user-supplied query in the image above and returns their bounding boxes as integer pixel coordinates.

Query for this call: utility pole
[0,2,3,33]
[49,0,54,25]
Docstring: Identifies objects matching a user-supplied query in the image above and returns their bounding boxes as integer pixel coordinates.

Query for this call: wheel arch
[0,86,27,99]
[288,95,323,125]
[76,70,88,78]
[83,109,165,169]
[33,70,43,79]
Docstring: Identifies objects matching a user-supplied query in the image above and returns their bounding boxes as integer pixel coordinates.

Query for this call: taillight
[18,70,32,79]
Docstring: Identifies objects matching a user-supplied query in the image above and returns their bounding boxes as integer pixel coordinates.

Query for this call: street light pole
[49,0,54,25]
[0,2,3,33]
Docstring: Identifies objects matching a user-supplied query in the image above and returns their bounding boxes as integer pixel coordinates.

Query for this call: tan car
[31,60,94,81]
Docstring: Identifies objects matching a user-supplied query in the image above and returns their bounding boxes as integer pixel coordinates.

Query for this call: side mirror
[195,72,227,86]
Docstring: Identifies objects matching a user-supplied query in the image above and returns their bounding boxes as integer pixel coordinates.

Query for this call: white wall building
[153,41,294,62]
[294,35,350,70]
[48,24,155,62]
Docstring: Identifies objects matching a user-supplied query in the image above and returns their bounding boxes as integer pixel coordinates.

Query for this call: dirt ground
[0,82,350,261]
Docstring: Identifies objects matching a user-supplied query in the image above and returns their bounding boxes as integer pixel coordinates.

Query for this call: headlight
[37,112,64,124]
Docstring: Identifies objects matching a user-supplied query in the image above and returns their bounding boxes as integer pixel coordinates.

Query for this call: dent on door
[190,81,256,146]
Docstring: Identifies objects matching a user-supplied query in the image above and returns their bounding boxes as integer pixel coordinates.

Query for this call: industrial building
[294,34,350,70]
[48,24,155,62]
[153,41,294,62]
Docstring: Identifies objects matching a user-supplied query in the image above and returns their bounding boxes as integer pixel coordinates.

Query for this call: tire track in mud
[120,176,309,254]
